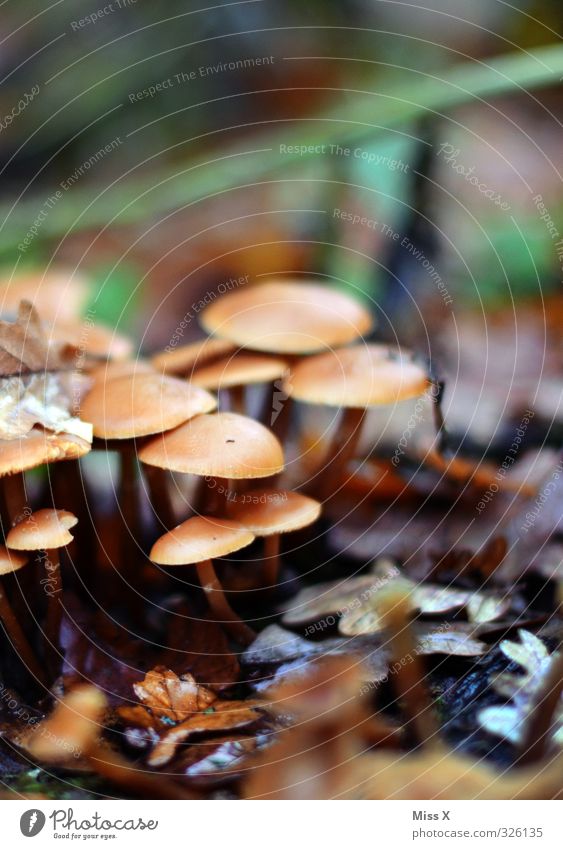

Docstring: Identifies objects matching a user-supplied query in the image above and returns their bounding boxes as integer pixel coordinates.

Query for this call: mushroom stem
[86,744,195,800]
[43,549,63,671]
[119,444,140,569]
[262,534,281,589]
[316,407,367,500]
[379,588,439,748]
[2,472,28,525]
[518,648,563,765]
[144,465,176,530]
[0,579,46,686]
[228,384,245,414]
[432,379,448,452]
[196,558,255,645]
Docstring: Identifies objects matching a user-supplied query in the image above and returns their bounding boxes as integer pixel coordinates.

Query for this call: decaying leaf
[117,668,267,768]
[0,300,75,376]
[133,667,216,722]
[147,701,265,767]
[479,630,563,747]
[283,562,510,636]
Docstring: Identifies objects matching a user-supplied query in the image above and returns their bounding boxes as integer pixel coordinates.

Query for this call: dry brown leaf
[0,301,75,376]
[133,668,216,722]
[148,701,265,767]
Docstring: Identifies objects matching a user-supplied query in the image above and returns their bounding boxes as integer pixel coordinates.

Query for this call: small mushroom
[285,344,430,498]
[228,488,321,588]
[150,515,255,644]
[7,508,77,671]
[0,428,91,527]
[191,351,288,415]
[201,280,373,354]
[81,372,216,552]
[25,684,191,799]
[152,337,235,376]
[0,546,45,685]
[139,411,284,514]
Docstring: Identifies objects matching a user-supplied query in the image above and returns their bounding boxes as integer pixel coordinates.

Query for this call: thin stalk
[380,588,439,747]
[0,579,47,687]
[143,465,176,530]
[86,744,196,800]
[43,549,63,674]
[2,473,28,525]
[228,385,246,415]
[316,407,366,500]
[262,534,281,589]
[196,558,255,645]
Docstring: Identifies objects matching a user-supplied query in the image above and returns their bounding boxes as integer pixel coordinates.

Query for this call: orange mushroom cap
[191,352,288,390]
[201,281,373,354]
[81,373,217,439]
[7,508,78,551]
[0,545,28,576]
[150,515,255,565]
[0,428,91,477]
[228,489,321,536]
[139,412,284,479]
[286,344,429,407]
[152,338,235,376]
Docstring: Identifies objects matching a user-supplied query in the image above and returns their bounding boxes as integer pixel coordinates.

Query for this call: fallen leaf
[283,563,510,636]
[147,700,265,767]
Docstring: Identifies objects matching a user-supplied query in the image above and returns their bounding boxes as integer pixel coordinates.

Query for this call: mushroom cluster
[0,274,435,686]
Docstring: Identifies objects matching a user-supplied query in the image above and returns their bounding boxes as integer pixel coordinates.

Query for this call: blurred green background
[0,0,562,349]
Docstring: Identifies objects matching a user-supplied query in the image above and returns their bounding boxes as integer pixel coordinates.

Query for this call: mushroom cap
[81,373,217,439]
[89,359,155,382]
[25,684,106,763]
[228,489,321,536]
[150,515,255,565]
[285,344,429,407]
[201,281,373,354]
[191,352,288,390]
[0,428,91,477]
[139,412,284,478]
[152,338,234,376]
[47,318,133,361]
[7,508,78,551]
[0,270,90,323]
[0,545,28,575]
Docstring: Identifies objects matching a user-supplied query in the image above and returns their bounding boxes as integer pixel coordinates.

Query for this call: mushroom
[7,508,77,671]
[139,412,284,515]
[152,337,235,376]
[81,372,216,546]
[0,546,45,685]
[0,269,90,324]
[25,684,192,799]
[0,428,91,526]
[201,280,373,354]
[285,344,430,498]
[228,488,321,588]
[191,351,289,415]
[150,515,256,644]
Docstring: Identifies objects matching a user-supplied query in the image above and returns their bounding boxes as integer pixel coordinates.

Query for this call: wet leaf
[147,701,265,767]
[478,630,563,746]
